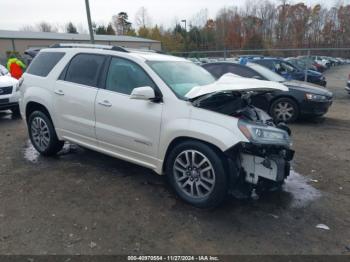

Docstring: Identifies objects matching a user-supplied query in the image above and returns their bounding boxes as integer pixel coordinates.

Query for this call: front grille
[0,86,13,95]
[0,98,10,104]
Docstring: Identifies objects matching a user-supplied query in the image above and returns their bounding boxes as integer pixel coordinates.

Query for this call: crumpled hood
[185,73,288,99]
[0,75,18,88]
[284,80,332,97]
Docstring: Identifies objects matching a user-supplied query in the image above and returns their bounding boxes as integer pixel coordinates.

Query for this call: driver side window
[106,57,155,95]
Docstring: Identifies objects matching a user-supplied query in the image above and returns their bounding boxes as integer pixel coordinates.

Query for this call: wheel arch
[162,136,227,174]
[25,101,53,123]
[269,95,300,114]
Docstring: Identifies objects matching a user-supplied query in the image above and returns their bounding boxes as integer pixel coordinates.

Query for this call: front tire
[28,111,64,156]
[270,97,299,123]
[166,141,228,208]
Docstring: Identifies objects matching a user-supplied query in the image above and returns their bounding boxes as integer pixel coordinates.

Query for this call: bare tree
[190,8,208,28]
[37,22,57,32]
[135,7,152,28]
[20,25,36,32]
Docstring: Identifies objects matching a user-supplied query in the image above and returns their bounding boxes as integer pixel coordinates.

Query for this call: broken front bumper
[226,142,294,187]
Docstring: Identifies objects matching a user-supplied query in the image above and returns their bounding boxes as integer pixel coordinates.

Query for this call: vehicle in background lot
[202,62,333,122]
[0,64,10,76]
[0,69,20,116]
[23,48,41,65]
[20,43,294,208]
[346,73,350,95]
[297,56,327,72]
[239,55,264,60]
[252,58,327,87]
[312,56,331,68]
[286,58,318,72]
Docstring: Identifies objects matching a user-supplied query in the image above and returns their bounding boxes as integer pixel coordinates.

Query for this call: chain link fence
[170,47,350,82]
[170,48,350,59]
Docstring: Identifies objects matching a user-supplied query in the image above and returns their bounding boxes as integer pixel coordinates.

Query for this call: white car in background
[346,73,350,94]
[20,44,294,207]
[0,64,20,116]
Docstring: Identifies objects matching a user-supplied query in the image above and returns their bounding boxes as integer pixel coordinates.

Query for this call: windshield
[147,61,215,99]
[248,63,286,82]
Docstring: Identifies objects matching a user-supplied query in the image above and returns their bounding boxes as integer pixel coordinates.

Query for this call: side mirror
[130,86,156,100]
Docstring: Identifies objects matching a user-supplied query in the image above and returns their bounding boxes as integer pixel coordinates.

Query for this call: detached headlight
[305,93,327,101]
[238,120,291,146]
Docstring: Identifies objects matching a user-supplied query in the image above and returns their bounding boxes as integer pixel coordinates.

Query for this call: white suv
[20,44,294,207]
[0,64,20,115]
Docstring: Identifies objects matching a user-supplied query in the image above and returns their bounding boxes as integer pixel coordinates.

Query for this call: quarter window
[106,57,155,95]
[65,54,105,87]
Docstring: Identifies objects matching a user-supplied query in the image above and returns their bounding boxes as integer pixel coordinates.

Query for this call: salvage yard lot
[0,65,349,255]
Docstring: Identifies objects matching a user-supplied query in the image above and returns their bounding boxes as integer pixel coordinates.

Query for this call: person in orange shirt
[7,57,26,79]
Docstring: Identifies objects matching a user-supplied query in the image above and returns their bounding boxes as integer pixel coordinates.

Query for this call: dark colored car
[252,58,327,87]
[202,62,333,122]
[23,48,41,65]
[286,58,318,72]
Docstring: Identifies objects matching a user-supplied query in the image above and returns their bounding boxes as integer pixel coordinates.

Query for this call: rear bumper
[300,99,333,116]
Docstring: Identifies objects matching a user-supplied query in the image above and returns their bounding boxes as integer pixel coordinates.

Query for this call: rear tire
[270,97,299,123]
[28,111,64,156]
[166,140,228,208]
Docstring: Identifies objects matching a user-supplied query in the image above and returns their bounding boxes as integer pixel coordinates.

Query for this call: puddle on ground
[23,140,80,163]
[282,170,322,208]
[23,140,40,163]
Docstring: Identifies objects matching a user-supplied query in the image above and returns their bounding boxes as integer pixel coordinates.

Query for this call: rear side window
[203,64,224,79]
[254,60,274,70]
[27,52,65,77]
[65,54,105,87]
[226,65,261,78]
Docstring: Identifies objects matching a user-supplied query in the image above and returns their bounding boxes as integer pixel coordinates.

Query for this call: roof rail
[49,43,129,53]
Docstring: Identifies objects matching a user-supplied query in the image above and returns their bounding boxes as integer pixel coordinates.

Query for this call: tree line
[19,2,350,53]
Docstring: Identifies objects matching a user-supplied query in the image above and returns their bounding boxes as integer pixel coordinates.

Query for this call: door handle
[98,100,112,107]
[54,89,64,96]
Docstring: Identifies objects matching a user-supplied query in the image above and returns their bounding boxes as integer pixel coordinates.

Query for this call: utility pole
[181,19,187,52]
[181,19,187,31]
[85,0,95,44]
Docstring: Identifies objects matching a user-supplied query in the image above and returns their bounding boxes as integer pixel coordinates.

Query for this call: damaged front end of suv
[186,74,294,196]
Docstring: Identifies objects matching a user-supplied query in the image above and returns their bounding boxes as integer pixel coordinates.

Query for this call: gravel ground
[0,65,349,255]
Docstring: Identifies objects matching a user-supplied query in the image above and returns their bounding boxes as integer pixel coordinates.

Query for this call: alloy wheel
[173,150,216,199]
[273,101,295,122]
[31,117,51,151]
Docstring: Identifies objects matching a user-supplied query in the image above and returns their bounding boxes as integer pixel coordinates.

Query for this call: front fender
[158,117,248,163]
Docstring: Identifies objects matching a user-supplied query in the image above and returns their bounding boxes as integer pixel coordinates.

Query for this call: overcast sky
[0,0,347,32]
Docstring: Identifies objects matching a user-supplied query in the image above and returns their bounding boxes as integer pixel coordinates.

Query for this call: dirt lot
[0,65,350,256]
